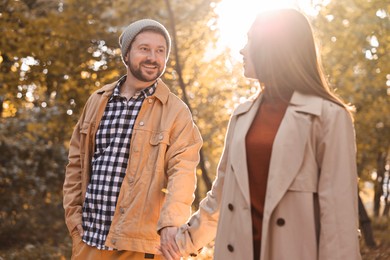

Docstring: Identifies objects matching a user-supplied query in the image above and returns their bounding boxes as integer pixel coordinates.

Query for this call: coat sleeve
[175,115,236,257]
[156,107,203,232]
[316,104,361,260]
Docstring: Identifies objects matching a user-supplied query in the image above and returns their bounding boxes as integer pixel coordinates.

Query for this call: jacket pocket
[149,131,170,146]
[147,131,170,174]
[71,228,85,257]
[79,121,91,170]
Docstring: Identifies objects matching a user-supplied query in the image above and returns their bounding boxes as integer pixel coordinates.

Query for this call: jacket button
[228,203,234,211]
[227,244,234,252]
[276,218,285,226]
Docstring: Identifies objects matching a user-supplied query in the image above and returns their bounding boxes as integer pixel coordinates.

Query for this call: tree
[0,0,123,253]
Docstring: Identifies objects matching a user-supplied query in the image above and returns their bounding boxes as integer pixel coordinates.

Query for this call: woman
[174,9,361,260]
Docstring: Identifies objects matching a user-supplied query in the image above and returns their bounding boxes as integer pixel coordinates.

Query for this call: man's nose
[147,50,156,61]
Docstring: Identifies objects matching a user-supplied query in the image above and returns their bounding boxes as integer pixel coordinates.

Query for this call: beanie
[119,19,171,61]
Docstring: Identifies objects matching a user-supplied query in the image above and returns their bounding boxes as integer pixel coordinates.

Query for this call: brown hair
[249,9,353,115]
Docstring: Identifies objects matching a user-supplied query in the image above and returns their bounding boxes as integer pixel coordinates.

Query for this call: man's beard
[128,60,165,82]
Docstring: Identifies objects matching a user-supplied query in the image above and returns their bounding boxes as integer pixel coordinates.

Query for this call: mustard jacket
[63,79,202,254]
[176,91,361,260]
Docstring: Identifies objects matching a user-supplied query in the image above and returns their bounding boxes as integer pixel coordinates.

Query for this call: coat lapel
[229,95,262,206]
[263,91,323,217]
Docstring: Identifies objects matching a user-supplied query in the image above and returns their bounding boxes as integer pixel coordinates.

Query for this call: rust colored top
[245,90,291,260]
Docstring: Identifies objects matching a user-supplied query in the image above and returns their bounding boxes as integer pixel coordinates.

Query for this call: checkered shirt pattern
[81,76,156,250]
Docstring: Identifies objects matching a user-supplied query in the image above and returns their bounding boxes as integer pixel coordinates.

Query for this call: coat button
[148,99,153,104]
[228,203,234,211]
[227,244,234,252]
[276,218,285,226]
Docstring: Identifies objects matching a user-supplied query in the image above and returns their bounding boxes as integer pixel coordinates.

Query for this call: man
[63,19,202,260]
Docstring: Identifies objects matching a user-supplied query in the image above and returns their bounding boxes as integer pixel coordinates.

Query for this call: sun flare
[216,0,318,59]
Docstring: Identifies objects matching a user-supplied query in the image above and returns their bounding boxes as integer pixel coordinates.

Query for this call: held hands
[159,226,181,260]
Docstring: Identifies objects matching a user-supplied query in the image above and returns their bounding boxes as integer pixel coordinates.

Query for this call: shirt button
[139,121,144,126]
[120,208,125,214]
[276,218,285,226]
[227,244,234,252]
[228,203,234,211]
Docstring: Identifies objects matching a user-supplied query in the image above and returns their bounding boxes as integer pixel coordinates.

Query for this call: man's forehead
[133,31,167,46]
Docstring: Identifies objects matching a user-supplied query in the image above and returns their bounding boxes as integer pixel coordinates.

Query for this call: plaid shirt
[81,76,156,250]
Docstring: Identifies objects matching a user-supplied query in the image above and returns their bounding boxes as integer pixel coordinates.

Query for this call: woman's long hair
[249,9,353,115]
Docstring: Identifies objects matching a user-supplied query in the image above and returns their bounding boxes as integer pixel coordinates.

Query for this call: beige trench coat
[176,91,361,260]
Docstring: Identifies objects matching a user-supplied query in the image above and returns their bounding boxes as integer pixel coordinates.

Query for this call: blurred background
[0,0,389,259]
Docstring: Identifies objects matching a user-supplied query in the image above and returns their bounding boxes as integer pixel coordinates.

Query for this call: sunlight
[216,0,320,60]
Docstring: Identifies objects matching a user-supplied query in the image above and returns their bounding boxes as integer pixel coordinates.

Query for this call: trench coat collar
[229,90,323,207]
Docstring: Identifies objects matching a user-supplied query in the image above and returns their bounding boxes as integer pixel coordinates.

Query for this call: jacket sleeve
[156,107,203,231]
[175,115,236,257]
[316,104,361,260]
[63,102,89,234]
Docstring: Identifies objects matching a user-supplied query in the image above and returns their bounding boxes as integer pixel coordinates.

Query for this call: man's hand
[75,224,84,237]
[160,226,181,260]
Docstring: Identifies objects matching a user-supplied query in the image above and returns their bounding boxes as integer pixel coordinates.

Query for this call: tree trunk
[164,0,213,200]
[358,194,377,248]
[383,197,390,216]
[373,152,386,216]
[0,96,3,118]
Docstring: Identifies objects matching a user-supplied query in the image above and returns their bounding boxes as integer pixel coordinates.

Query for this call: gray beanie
[119,19,171,61]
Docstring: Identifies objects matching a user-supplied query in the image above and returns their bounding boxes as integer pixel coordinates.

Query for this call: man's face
[126,31,167,82]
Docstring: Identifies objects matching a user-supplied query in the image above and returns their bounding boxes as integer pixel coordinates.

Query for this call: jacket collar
[96,78,170,104]
[233,90,323,117]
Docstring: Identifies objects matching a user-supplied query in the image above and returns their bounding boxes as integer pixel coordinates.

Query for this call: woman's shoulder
[321,98,350,115]
[317,98,354,127]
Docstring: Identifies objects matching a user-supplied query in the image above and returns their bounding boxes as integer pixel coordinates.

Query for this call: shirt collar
[110,75,157,100]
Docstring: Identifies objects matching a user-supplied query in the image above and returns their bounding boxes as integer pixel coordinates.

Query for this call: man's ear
[125,52,130,63]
